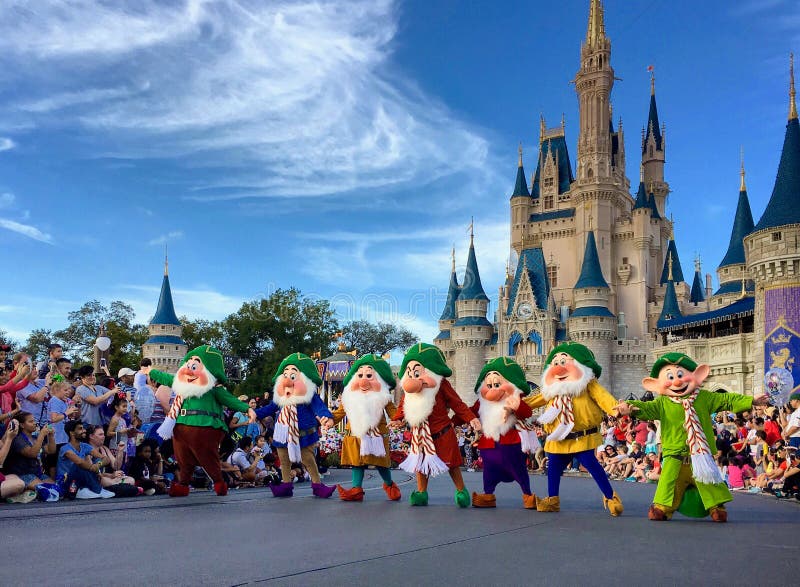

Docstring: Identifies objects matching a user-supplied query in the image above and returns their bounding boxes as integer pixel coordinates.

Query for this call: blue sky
[0,0,798,346]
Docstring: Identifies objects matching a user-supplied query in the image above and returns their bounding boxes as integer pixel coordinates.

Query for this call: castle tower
[510,144,532,251]
[434,248,461,369]
[642,72,668,215]
[567,230,615,390]
[658,253,682,327]
[142,255,188,373]
[451,230,492,404]
[713,158,755,306]
[744,54,800,395]
[690,257,706,307]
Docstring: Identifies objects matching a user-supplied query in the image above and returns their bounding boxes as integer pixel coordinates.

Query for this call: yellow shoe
[603,491,624,517]
[522,493,537,510]
[536,496,560,512]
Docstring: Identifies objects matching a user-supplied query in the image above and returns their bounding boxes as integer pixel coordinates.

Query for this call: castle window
[161,325,165,330]
[547,265,558,287]
[772,232,782,242]
[175,346,179,350]
[544,177,554,188]
[544,194,554,209]
[649,146,654,157]
[622,257,628,264]
[587,167,594,179]
[159,345,164,350]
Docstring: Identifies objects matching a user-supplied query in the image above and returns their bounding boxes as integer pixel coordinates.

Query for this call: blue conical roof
[643,90,663,153]
[659,279,682,323]
[150,274,181,326]
[660,240,685,285]
[719,188,754,268]
[632,181,649,210]
[512,161,530,197]
[574,231,609,289]
[690,269,705,304]
[647,191,662,219]
[531,135,574,199]
[439,270,461,321]
[457,241,489,301]
[752,118,800,232]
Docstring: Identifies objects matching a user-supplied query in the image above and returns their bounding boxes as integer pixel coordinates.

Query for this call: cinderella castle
[435,0,800,401]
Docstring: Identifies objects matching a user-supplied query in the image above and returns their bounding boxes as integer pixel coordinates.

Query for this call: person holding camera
[75,365,117,426]
[0,417,27,500]
[4,411,57,490]
[0,356,31,413]
[15,354,50,427]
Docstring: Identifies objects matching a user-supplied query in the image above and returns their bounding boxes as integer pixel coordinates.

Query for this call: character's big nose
[551,365,568,377]
[403,378,424,394]
[358,379,372,391]
[284,378,294,388]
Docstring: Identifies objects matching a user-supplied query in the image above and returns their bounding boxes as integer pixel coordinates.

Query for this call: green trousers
[653,457,732,517]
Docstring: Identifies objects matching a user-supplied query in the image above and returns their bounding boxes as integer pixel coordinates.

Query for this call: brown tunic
[332,401,397,468]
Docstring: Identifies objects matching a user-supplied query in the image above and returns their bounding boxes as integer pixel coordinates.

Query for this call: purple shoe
[269,482,294,498]
[311,482,336,498]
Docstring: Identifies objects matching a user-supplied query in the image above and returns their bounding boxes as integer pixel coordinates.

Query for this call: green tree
[0,328,21,350]
[22,328,55,362]
[224,288,339,396]
[55,300,148,370]
[340,320,418,356]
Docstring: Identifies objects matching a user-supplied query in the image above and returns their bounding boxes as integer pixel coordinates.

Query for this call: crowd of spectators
[2,341,800,505]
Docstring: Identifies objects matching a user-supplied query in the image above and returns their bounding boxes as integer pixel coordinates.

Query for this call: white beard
[479,388,522,442]
[540,362,594,401]
[342,382,392,438]
[273,373,316,407]
[402,373,442,427]
[172,372,216,399]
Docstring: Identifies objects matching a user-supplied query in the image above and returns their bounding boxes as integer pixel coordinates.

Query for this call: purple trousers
[481,443,532,495]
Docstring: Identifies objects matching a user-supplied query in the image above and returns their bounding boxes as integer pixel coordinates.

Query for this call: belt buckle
[180,409,187,417]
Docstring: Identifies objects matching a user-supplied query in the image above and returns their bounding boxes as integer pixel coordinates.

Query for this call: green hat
[544,342,602,378]
[399,343,452,378]
[789,391,800,402]
[342,354,396,390]
[649,352,698,379]
[182,345,227,383]
[474,356,529,394]
[273,352,322,387]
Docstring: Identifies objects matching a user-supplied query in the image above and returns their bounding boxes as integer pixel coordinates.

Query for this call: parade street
[1,470,797,587]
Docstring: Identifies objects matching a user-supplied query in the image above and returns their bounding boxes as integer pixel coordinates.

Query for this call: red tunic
[464,398,532,450]
[394,379,476,467]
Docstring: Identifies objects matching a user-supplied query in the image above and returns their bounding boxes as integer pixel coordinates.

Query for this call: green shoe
[409,490,429,506]
[454,488,471,508]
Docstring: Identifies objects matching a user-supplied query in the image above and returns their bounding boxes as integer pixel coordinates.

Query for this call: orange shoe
[648,504,669,521]
[337,485,365,502]
[522,493,537,509]
[472,492,497,508]
[383,482,401,501]
[710,506,728,523]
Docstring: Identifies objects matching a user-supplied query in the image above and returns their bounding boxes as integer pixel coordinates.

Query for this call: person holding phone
[4,412,57,490]
[0,418,27,499]
[75,366,116,426]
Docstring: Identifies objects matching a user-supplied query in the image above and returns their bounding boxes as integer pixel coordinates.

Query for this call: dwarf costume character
[332,354,402,502]
[466,357,540,509]
[150,345,254,497]
[624,353,766,523]
[254,353,336,498]
[525,342,623,516]
[392,343,480,507]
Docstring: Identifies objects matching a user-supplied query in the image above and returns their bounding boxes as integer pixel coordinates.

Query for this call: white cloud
[0,218,53,244]
[0,137,15,151]
[0,0,490,199]
[0,193,14,208]
[147,230,184,246]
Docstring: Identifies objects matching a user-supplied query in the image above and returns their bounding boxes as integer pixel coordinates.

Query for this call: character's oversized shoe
[269,482,294,498]
[213,481,228,496]
[455,488,471,508]
[383,482,401,501]
[409,490,428,506]
[522,493,537,510]
[337,485,365,502]
[471,492,496,508]
[603,491,624,517]
[536,496,560,512]
[648,504,669,521]
[312,482,336,498]
[710,506,728,523]
[168,482,190,497]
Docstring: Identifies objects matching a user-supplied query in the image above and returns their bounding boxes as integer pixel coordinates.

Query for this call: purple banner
[764,286,800,393]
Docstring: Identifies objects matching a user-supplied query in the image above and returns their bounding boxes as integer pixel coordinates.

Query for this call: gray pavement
[1,469,798,586]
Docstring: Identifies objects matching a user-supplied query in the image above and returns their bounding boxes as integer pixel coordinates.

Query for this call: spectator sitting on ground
[784,393,800,449]
[76,366,116,427]
[230,397,262,442]
[58,420,114,499]
[227,436,267,485]
[84,424,135,488]
[779,449,800,499]
[128,441,165,495]
[604,444,628,478]
[5,411,57,490]
[0,418,26,500]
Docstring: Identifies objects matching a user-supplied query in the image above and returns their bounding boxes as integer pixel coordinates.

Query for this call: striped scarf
[359,425,386,457]
[669,390,723,485]
[274,405,302,463]
[538,395,575,442]
[399,420,449,477]
[515,418,541,453]
[156,394,184,440]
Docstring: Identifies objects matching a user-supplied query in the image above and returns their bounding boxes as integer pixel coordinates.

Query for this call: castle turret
[510,144,532,251]
[642,72,668,215]
[142,256,188,373]
[568,230,615,390]
[659,235,685,285]
[690,257,706,306]
[744,54,800,395]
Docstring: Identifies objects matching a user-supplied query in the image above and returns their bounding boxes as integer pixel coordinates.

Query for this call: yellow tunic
[524,380,617,454]
[331,401,397,468]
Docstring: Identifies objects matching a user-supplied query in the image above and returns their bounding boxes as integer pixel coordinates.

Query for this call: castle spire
[586,0,606,48]
[457,231,488,302]
[439,248,461,322]
[164,244,169,276]
[740,147,747,192]
[512,143,530,197]
[790,52,797,121]
[150,263,181,326]
[574,231,609,289]
[659,278,682,323]
[643,72,663,154]
[690,255,705,304]
[660,234,685,285]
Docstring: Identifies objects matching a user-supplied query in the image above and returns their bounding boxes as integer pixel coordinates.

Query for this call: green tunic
[629,390,753,515]
[150,369,250,432]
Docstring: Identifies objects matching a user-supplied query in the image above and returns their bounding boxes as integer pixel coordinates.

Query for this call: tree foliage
[22,328,54,361]
[340,320,418,356]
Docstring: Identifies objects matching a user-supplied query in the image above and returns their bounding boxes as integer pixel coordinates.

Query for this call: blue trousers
[547,450,613,499]
[67,467,102,493]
